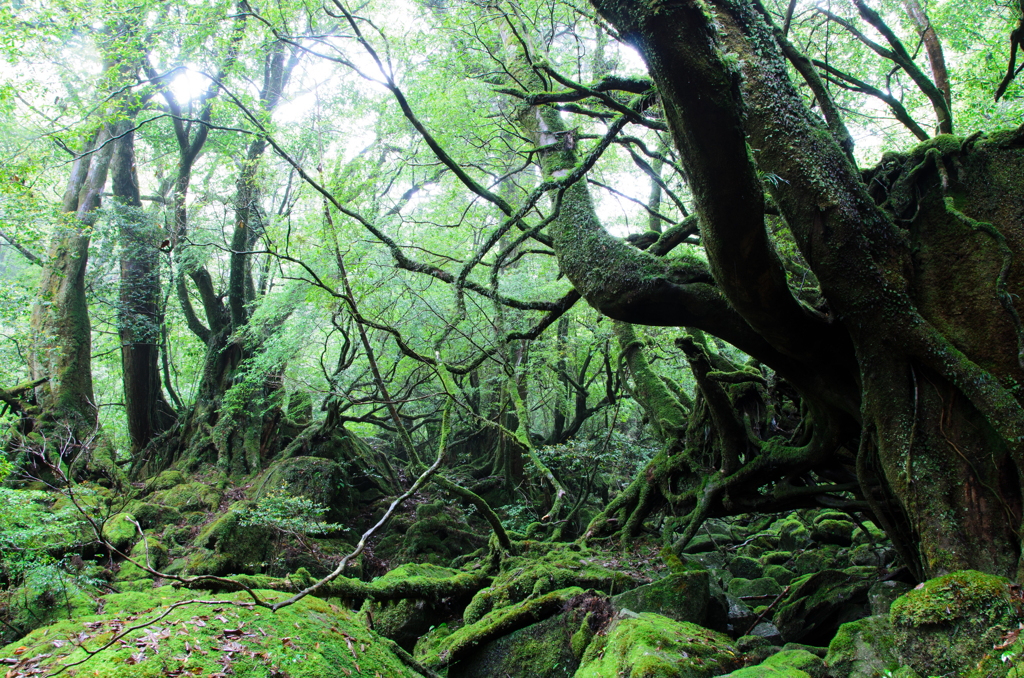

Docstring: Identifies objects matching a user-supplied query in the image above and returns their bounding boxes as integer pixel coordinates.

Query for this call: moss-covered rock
[722,649,826,677]
[144,469,185,493]
[418,586,586,669]
[116,538,168,582]
[729,556,765,580]
[149,481,221,513]
[101,513,140,552]
[729,577,784,599]
[811,521,855,547]
[574,612,742,677]
[183,501,270,576]
[866,580,912,616]
[368,563,476,651]
[452,607,581,678]
[823,615,901,678]
[773,569,876,645]
[0,586,426,677]
[610,569,710,624]
[255,456,353,520]
[772,518,810,551]
[889,570,1024,677]
[765,565,796,586]
[125,501,181,530]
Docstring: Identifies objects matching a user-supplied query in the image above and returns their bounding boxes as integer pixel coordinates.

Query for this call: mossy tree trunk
[570,0,1024,580]
[110,119,177,454]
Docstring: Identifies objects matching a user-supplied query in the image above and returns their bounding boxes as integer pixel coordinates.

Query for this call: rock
[811,520,856,547]
[126,501,181,530]
[683,533,722,554]
[101,513,140,552]
[684,551,726,570]
[575,612,742,677]
[183,500,270,576]
[772,518,811,551]
[729,577,784,599]
[611,569,710,624]
[889,570,1024,677]
[452,609,579,678]
[256,456,354,520]
[370,563,474,651]
[737,634,778,663]
[762,551,794,566]
[867,580,912,616]
[765,565,796,586]
[721,648,826,677]
[730,556,766,580]
[824,615,901,678]
[144,469,184,492]
[851,522,886,545]
[0,586,424,677]
[149,481,221,513]
[773,569,876,645]
[461,545,641,625]
[116,538,168,582]
[750,622,783,644]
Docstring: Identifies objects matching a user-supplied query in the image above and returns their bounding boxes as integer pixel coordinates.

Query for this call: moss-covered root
[575,612,742,678]
[183,563,489,607]
[417,586,585,670]
[0,586,425,677]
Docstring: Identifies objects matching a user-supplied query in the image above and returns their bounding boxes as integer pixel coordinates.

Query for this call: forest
[0,0,1023,675]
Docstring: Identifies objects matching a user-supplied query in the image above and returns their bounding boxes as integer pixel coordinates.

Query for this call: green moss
[145,469,184,493]
[611,570,710,623]
[0,586,423,677]
[728,577,783,598]
[184,501,269,576]
[102,513,141,552]
[462,545,640,624]
[889,570,1024,676]
[824,615,900,678]
[419,586,586,669]
[368,564,477,650]
[575,612,741,678]
[150,482,221,513]
[116,538,168,582]
[126,501,180,529]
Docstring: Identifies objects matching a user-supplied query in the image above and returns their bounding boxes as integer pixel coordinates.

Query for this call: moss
[575,612,741,678]
[729,577,783,598]
[149,481,221,513]
[462,544,640,624]
[773,569,877,645]
[102,513,141,552]
[0,586,424,677]
[824,615,900,678]
[729,555,765,579]
[611,570,710,624]
[810,520,855,546]
[418,586,586,669]
[764,565,795,586]
[116,538,168,582]
[453,606,582,678]
[126,501,180,529]
[184,501,269,576]
[255,456,353,521]
[145,469,184,493]
[368,563,477,650]
[889,570,1024,676]
[772,518,810,551]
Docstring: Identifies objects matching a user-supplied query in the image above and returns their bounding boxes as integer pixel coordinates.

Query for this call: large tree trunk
[28,128,114,433]
[110,120,176,452]
[588,0,1024,580]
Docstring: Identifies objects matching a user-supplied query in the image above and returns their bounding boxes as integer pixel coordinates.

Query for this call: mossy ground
[0,586,424,677]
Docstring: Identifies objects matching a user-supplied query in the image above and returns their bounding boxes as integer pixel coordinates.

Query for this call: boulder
[575,612,742,677]
[611,569,710,624]
[773,569,876,645]
[889,570,1024,677]
[824,615,902,678]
